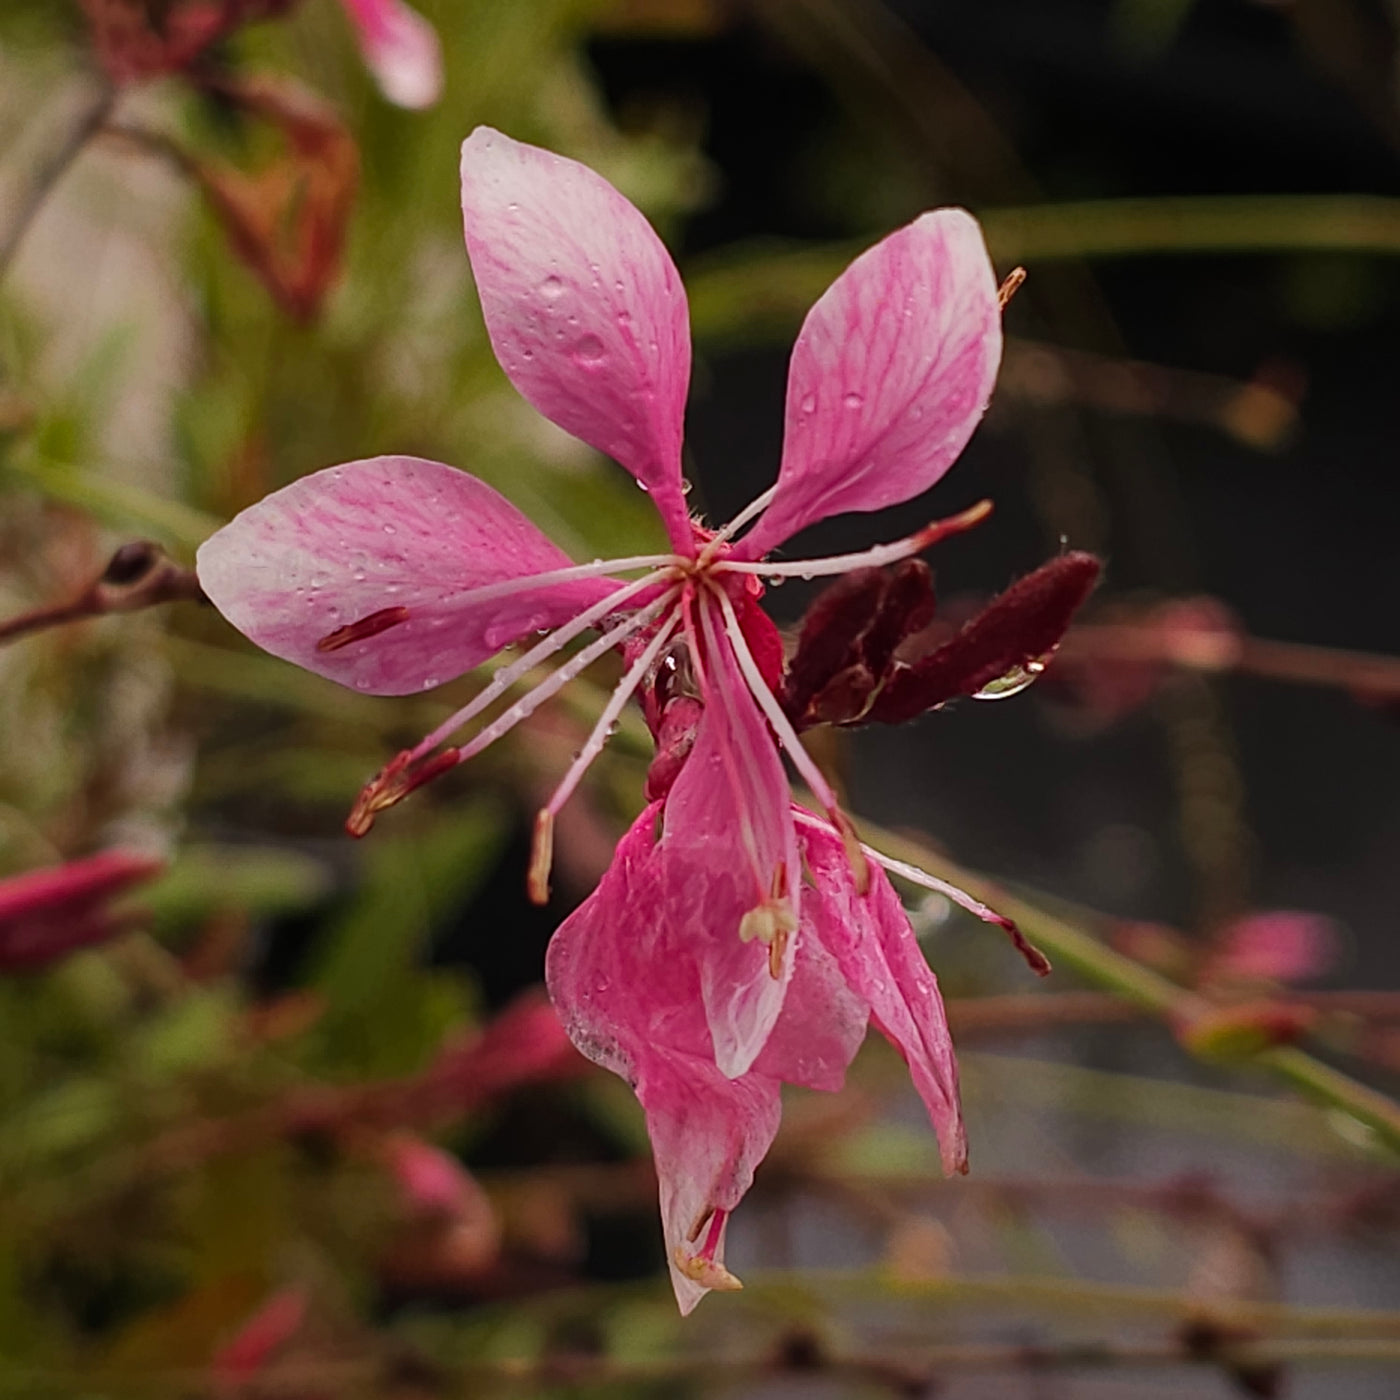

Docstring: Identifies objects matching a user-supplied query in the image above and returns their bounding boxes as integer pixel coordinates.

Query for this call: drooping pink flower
[197,127,1008,1309]
[0,849,164,972]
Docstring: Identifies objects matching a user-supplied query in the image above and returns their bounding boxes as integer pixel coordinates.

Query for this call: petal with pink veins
[640,1050,781,1315]
[338,0,443,109]
[546,804,712,1079]
[662,611,800,1078]
[796,812,966,1174]
[197,456,619,696]
[460,128,694,553]
[735,210,1002,561]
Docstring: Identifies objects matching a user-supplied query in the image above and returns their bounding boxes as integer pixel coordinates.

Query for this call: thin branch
[0,80,116,284]
[0,542,204,647]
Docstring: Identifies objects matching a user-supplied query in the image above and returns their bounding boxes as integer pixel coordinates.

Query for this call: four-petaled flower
[198,127,1007,1311]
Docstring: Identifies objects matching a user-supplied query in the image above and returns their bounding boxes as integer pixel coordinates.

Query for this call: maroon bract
[198,127,1008,1310]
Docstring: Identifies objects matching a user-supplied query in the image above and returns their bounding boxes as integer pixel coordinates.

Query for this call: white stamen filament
[857,841,1011,928]
[443,587,681,770]
[708,581,867,891]
[712,499,993,579]
[543,611,682,823]
[436,550,683,611]
[412,568,673,758]
[699,483,779,562]
[528,610,683,904]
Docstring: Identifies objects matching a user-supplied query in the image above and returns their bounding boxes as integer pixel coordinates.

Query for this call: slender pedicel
[713,499,993,579]
[709,582,869,895]
[529,611,682,904]
[410,568,673,759]
[856,837,1050,976]
[697,484,779,563]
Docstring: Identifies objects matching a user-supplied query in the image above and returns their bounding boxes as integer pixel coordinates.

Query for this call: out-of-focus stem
[1062,623,1400,699]
[861,820,1400,1156]
[0,81,116,283]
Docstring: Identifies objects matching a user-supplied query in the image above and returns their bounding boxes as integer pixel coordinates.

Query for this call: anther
[832,810,870,895]
[346,747,460,837]
[316,605,411,653]
[527,809,554,906]
[997,266,1027,310]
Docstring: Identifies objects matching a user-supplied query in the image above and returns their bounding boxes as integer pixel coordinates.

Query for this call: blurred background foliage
[2,0,1400,1396]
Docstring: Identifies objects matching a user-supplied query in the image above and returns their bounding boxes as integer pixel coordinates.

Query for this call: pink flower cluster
[198,128,1007,1310]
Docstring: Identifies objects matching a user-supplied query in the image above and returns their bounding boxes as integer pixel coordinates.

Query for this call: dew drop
[843,392,864,410]
[352,569,367,582]
[539,274,565,299]
[422,676,440,690]
[680,478,693,496]
[799,392,817,415]
[972,656,1050,701]
[383,523,397,535]
[766,575,786,587]
[355,678,372,690]
[635,479,650,493]
[573,334,606,366]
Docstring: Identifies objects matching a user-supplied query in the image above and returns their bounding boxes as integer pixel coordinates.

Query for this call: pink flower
[197,127,1006,1309]
[0,849,164,971]
[336,0,443,110]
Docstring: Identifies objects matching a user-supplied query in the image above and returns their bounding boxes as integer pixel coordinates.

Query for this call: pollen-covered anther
[316,605,411,652]
[345,746,461,837]
[738,864,798,977]
[527,809,554,906]
[674,1207,742,1291]
[997,265,1027,310]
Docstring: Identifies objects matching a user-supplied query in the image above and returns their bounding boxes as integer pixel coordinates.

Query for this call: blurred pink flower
[211,1287,307,1390]
[198,127,1006,1309]
[0,849,164,971]
[336,0,443,109]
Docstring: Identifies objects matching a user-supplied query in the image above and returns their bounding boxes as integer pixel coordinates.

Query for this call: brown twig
[0,541,204,646]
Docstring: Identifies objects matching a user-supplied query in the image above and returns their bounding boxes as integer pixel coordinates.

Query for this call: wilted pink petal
[460,129,694,553]
[734,210,1001,560]
[338,0,442,109]
[795,813,966,1174]
[662,614,799,1078]
[211,1287,307,1387]
[1206,911,1339,986]
[197,456,620,695]
[0,849,164,971]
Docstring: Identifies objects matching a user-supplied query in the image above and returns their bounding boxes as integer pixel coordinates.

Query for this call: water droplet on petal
[972,656,1050,701]
[800,392,817,415]
[539,274,565,299]
[383,523,397,535]
[422,676,440,690]
[636,479,650,493]
[573,334,606,367]
[843,392,864,410]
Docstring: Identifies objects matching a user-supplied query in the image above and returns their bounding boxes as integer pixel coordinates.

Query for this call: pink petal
[546,804,712,1080]
[735,210,1002,561]
[460,128,694,554]
[640,1051,781,1315]
[546,808,780,1313]
[338,0,443,109]
[661,616,800,1078]
[752,914,867,1092]
[797,813,966,1174]
[1208,911,1340,985]
[197,456,619,696]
